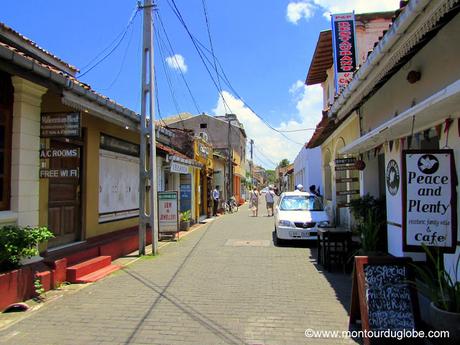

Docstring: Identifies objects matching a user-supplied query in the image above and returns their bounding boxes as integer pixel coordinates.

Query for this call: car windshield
[279,195,323,211]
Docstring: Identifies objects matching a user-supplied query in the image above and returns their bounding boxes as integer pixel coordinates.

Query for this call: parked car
[274,191,330,244]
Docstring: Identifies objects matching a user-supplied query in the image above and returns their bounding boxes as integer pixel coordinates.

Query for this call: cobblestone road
[0,204,357,345]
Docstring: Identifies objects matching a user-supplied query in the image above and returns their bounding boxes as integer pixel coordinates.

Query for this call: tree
[278,159,290,168]
[266,170,276,184]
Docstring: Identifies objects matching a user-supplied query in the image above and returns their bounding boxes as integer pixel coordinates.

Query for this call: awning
[339,79,460,155]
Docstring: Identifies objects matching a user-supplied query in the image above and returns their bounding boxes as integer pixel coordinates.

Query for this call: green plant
[180,210,191,222]
[0,225,54,271]
[349,194,387,253]
[33,277,45,300]
[413,244,460,313]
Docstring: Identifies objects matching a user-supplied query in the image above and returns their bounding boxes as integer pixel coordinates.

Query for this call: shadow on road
[271,231,353,323]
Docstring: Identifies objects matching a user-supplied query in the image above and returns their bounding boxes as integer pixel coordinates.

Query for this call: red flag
[401,137,406,149]
[444,118,453,133]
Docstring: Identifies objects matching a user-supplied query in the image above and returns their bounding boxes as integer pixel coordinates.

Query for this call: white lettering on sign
[403,151,455,250]
[39,169,79,178]
[40,148,79,159]
[170,162,189,174]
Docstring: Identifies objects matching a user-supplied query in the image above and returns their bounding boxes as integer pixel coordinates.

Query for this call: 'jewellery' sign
[402,150,457,253]
[331,13,357,94]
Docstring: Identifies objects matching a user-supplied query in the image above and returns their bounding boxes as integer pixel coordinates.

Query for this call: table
[317,227,353,272]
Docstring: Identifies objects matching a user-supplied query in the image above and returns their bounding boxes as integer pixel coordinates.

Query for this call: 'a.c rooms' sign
[402,150,457,253]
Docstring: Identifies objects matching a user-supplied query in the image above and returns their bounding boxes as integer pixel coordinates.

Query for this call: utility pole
[227,115,232,202]
[139,0,158,256]
[249,139,254,188]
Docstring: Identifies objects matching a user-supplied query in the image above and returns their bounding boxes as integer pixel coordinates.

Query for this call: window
[279,195,323,211]
[0,72,12,210]
[200,123,207,129]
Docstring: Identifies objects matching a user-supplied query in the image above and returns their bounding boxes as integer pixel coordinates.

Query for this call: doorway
[47,140,83,248]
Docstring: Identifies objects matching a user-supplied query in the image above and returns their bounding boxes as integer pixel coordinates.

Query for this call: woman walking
[250,188,259,217]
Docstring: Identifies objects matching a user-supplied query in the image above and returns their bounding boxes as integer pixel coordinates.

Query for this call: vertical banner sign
[402,150,457,253]
[158,191,179,234]
[331,13,358,94]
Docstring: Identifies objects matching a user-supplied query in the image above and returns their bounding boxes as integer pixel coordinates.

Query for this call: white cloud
[212,83,323,169]
[165,54,187,73]
[286,2,315,24]
[286,0,400,23]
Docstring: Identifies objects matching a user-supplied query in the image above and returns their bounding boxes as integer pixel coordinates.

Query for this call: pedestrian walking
[265,186,275,216]
[212,185,220,216]
[249,188,259,217]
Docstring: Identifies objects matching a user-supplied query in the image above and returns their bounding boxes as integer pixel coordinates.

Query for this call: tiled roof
[0,22,78,73]
[0,40,138,121]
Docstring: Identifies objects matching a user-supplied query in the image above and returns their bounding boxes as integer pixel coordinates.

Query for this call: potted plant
[413,245,460,340]
[0,225,54,272]
[179,210,191,231]
[349,194,387,255]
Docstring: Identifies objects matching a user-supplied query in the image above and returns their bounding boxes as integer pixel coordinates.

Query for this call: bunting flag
[389,140,394,152]
[395,138,400,152]
[458,118,460,137]
[414,132,421,147]
[423,129,430,142]
[444,118,453,134]
[401,137,406,149]
[407,135,412,149]
[435,123,442,138]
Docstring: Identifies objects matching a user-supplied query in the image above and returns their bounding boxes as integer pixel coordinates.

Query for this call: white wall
[293,147,322,193]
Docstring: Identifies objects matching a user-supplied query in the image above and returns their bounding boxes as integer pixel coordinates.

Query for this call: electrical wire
[99,14,138,91]
[154,12,201,114]
[165,0,304,145]
[78,6,141,78]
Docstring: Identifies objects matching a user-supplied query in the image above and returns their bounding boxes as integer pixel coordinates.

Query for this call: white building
[293,147,322,193]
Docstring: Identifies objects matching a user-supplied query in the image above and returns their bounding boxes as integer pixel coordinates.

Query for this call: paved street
[0,204,357,345]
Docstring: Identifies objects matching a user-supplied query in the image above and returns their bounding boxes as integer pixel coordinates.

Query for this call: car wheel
[273,229,284,246]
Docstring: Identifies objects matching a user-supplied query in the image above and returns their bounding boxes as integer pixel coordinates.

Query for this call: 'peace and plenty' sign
[402,149,457,253]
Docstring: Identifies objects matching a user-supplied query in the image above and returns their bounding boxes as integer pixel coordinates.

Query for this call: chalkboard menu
[349,256,420,345]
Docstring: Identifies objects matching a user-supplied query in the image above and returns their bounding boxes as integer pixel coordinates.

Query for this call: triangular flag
[401,137,406,149]
[389,140,394,152]
[408,135,412,149]
[458,118,460,137]
[435,123,442,137]
[423,129,430,142]
[444,118,453,133]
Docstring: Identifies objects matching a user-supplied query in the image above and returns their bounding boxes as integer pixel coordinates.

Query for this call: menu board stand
[349,256,421,345]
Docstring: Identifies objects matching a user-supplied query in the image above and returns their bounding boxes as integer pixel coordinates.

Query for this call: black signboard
[335,157,356,165]
[100,133,139,157]
[41,112,81,138]
[349,256,420,345]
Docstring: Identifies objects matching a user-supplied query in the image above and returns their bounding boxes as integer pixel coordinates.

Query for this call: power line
[155,12,201,114]
[99,14,138,91]
[254,144,277,167]
[78,6,140,78]
[165,0,304,145]
[166,0,235,115]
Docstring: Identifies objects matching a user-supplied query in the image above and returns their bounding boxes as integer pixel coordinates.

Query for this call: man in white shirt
[212,185,220,216]
[265,187,276,216]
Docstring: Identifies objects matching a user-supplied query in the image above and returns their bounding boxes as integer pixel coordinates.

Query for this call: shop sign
[331,13,357,93]
[336,189,360,196]
[335,157,356,165]
[386,159,400,196]
[158,191,179,233]
[402,150,457,253]
[170,162,189,174]
[100,134,139,157]
[39,168,79,178]
[335,164,358,171]
[40,148,79,159]
[41,112,81,138]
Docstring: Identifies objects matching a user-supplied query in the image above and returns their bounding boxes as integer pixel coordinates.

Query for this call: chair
[321,231,352,273]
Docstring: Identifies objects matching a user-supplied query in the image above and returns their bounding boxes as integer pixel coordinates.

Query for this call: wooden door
[48,141,82,248]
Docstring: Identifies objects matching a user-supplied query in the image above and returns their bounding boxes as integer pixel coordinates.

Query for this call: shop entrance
[47,140,82,248]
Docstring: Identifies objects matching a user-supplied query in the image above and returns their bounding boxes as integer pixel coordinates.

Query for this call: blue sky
[0,0,399,168]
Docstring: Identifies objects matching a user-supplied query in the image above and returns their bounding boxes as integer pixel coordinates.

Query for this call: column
[11,77,47,227]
